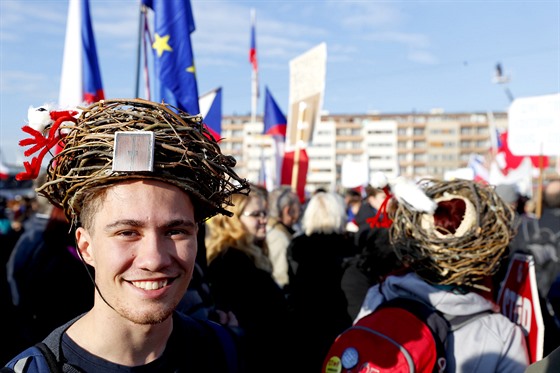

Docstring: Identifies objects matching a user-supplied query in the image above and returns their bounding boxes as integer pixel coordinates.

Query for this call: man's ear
[76,227,95,266]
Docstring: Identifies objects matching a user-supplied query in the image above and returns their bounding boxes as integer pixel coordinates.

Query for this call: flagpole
[250,8,257,125]
[134,4,145,98]
[252,71,258,125]
[535,144,545,219]
[292,102,307,192]
[259,141,266,187]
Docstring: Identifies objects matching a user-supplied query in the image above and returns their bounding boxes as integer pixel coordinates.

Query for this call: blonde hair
[205,191,272,272]
[301,191,347,236]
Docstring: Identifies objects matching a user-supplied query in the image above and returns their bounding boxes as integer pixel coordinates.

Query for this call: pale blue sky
[1,0,559,163]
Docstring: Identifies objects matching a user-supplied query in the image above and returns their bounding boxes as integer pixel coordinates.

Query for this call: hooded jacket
[357,272,530,373]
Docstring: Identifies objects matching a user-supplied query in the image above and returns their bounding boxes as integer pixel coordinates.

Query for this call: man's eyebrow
[104,220,144,231]
[166,219,197,229]
[104,219,196,231]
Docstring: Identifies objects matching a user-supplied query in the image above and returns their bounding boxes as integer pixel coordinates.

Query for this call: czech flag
[263,87,286,138]
[0,156,9,180]
[497,131,549,175]
[59,0,104,107]
[249,9,257,73]
[199,87,222,141]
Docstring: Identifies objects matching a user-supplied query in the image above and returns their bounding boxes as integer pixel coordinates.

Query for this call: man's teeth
[131,280,168,290]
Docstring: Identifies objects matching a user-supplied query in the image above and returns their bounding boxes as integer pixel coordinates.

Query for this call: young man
[3,99,249,372]
[354,178,530,372]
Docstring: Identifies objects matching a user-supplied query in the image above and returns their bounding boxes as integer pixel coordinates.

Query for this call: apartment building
[220,111,552,195]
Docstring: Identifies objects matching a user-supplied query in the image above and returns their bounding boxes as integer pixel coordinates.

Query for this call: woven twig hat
[19,99,249,225]
[389,178,516,289]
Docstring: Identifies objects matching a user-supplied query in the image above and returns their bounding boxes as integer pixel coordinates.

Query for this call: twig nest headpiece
[36,98,250,224]
[389,178,516,289]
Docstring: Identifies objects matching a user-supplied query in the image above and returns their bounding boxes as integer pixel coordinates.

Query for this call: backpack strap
[174,311,243,373]
[200,319,242,373]
[34,342,62,373]
[1,344,61,373]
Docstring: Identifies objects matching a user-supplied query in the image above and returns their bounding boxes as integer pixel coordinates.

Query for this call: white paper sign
[341,158,369,188]
[508,93,560,156]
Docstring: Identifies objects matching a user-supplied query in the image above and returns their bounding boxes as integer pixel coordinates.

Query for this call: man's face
[76,180,198,325]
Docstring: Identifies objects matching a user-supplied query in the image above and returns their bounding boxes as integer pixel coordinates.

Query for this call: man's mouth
[131,279,169,290]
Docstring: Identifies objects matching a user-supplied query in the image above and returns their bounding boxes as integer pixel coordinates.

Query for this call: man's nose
[134,233,173,270]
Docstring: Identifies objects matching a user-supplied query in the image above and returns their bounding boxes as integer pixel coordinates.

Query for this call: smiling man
[3,99,249,373]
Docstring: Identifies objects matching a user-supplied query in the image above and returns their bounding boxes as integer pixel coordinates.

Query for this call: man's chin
[121,306,174,325]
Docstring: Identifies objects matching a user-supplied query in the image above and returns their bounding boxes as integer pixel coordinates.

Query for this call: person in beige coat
[265,186,301,289]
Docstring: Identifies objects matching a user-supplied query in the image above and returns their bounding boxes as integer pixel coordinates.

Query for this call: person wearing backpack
[2,99,248,373]
[325,178,530,373]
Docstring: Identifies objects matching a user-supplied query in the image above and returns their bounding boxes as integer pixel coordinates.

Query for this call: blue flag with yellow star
[143,0,200,114]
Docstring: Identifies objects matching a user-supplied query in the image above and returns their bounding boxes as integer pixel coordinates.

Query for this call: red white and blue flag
[249,8,259,120]
[249,10,258,73]
[199,87,222,141]
[496,131,549,175]
[467,153,490,184]
[59,0,104,107]
[263,87,287,138]
[0,155,9,180]
[261,87,287,191]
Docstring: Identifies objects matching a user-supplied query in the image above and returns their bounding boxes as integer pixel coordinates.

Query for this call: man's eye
[117,230,137,237]
[168,227,197,238]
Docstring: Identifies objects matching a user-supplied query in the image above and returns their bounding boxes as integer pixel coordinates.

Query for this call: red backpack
[322,298,450,373]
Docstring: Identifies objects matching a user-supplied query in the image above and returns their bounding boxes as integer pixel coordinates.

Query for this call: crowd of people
[0,98,559,372]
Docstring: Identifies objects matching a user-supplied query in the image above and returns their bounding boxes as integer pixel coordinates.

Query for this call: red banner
[280,148,308,203]
[497,253,544,363]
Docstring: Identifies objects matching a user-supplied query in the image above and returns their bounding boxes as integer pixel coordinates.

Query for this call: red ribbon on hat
[366,185,393,229]
[16,111,78,181]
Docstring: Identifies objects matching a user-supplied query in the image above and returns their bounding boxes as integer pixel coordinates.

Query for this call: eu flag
[143,0,200,115]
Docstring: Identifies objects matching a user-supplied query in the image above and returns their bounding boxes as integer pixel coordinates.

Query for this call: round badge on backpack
[324,356,342,373]
[341,347,359,369]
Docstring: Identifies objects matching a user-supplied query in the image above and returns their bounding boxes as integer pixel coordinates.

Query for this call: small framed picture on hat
[112,131,155,172]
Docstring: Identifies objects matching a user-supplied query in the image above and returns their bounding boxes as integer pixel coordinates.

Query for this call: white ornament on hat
[27,105,54,132]
[391,176,436,214]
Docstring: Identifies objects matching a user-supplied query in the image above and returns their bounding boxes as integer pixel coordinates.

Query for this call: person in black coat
[6,206,94,364]
[205,188,293,373]
[341,227,407,321]
[287,191,357,372]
